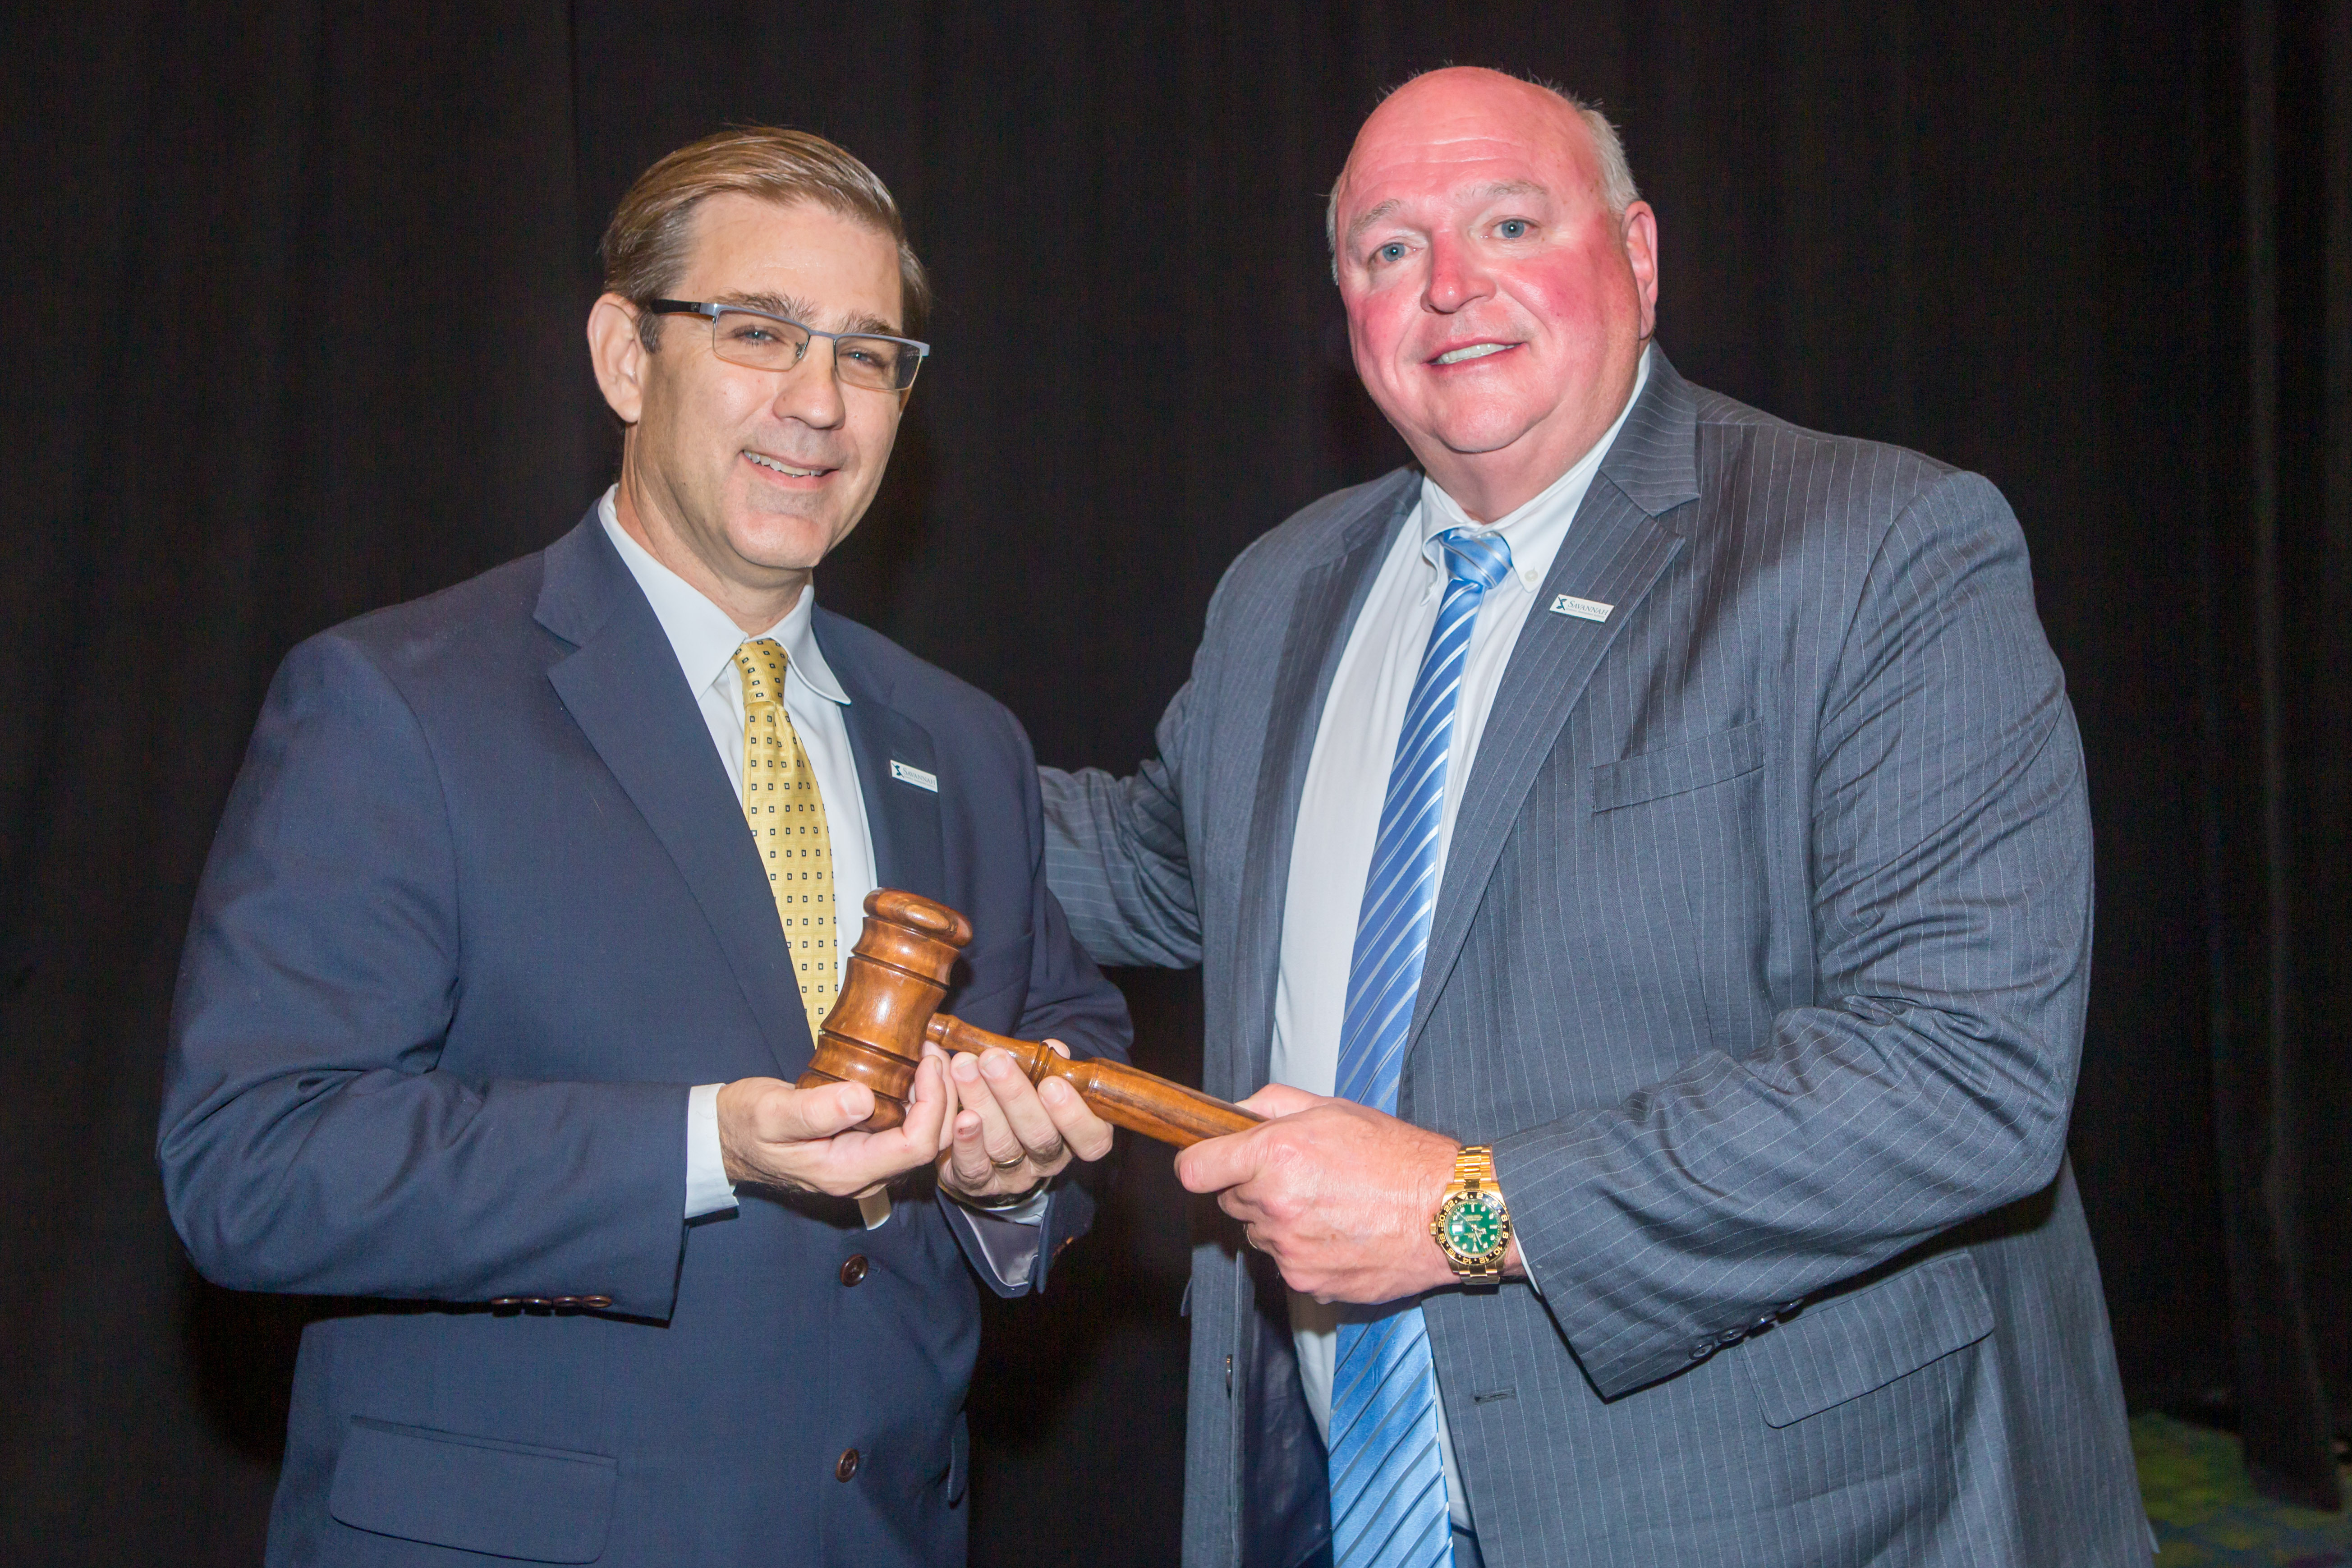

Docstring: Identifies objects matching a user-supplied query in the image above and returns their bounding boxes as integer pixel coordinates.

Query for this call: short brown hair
[600,126,933,348]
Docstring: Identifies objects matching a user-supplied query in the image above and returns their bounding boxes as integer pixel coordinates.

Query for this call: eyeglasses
[646,299,930,393]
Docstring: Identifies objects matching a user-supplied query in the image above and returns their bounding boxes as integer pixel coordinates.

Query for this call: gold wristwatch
[1429,1145,1512,1282]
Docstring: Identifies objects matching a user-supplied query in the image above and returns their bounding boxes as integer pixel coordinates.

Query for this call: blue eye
[1378,242,1407,262]
[1498,219,1528,239]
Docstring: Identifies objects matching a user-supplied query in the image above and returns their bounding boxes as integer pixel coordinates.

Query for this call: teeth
[748,453,821,478]
[1436,342,1510,365]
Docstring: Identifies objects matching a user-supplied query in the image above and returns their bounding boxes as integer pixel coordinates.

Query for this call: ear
[587,293,650,424]
[1621,202,1661,341]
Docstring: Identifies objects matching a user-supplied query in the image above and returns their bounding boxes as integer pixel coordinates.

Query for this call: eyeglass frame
[644,298,931,392]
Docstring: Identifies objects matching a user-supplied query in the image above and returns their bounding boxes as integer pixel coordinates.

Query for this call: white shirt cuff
[684,1083,739,1219]
[951,1190,1050,1287]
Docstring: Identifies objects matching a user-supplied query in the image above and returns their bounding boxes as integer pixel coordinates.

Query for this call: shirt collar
[1417,344,1652,591]
[597,486,851,706]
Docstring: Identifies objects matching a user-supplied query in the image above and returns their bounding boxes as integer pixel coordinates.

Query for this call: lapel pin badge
[1549,594,1613,623]
[890,759,939,793]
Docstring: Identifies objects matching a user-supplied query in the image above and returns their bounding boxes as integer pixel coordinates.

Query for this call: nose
[1422,231,1494,315]
[769,337,848,429]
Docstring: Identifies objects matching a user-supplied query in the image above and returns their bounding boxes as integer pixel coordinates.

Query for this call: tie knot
[1438,526,1513,593]
[734,638,789,708]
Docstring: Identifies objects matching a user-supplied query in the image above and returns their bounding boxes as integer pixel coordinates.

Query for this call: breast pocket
[1590,720,1766,812]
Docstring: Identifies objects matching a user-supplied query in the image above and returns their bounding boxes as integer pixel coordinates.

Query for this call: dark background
[4,0,2347,1561]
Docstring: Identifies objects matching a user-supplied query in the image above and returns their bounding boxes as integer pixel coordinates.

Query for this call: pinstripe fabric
[1328,528,1512,1568]
[1040,352,2148,1568]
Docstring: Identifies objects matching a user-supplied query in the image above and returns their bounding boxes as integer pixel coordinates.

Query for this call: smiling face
[1332,69,1658,520]
[588,193,908,629]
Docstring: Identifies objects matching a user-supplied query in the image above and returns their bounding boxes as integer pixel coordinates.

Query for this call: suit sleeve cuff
[946,1191,1050,1287]
[684,1082,739,1219]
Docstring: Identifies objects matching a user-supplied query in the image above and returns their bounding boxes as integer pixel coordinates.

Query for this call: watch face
[1441,1191,1507,1260]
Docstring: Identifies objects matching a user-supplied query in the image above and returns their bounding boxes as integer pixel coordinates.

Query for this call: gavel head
[796,890,975,1130]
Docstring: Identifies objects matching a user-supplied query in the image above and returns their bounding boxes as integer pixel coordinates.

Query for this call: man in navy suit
[160,127,1127,1567]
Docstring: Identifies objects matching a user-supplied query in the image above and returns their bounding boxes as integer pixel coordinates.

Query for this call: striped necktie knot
[1437,526,1512,593]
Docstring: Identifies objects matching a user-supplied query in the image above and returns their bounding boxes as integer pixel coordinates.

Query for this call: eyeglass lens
[710,310,921,391]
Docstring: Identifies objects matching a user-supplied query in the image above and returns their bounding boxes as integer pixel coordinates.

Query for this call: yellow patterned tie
[734,639,838,1040]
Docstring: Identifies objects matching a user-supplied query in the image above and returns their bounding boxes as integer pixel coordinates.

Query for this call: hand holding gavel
[797,890,1263,1150]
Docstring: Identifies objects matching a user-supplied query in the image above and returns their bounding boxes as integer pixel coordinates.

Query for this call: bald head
[1327,69,1640,260]
[1324,64,1659,522]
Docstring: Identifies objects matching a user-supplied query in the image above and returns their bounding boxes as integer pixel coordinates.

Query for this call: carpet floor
[2136,1413,2352,1566]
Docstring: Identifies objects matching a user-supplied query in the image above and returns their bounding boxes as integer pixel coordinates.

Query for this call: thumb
[1174,1127,1254,1196]
[763,1079,875,1143]
[1236,1082,1321,1118]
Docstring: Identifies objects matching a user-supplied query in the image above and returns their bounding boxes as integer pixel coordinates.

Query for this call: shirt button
[840,1255,868,1287]
[836,1448,860,1482]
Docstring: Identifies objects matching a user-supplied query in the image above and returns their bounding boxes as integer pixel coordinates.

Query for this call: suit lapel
[1228,473,1419,1094]
[536,515,811,1079]
[1408,358,1704,1052]
[822,612,946,904]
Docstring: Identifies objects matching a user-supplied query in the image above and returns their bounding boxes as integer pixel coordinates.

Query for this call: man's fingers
[950,1053,1026,1166]
[923,1044,961,1154]
[981,1051,1067,1159]
[948,1109,996,1189]
[1038,1076,1115,1163]
[896,1053,950,1153]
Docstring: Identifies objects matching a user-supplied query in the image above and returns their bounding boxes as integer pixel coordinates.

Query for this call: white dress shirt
[1270,349,1650,1528]
[597,493,1047,1278]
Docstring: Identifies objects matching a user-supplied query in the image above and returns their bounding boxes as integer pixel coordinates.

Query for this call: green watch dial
[1441,1191,1507,1256]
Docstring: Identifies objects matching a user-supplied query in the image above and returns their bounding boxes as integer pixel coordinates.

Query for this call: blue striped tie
[1328,524,1513,1568]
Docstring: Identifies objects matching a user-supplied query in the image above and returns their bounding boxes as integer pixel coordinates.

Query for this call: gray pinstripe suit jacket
[1040,354,2150,1568]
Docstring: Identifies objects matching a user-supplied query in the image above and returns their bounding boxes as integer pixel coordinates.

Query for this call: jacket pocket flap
[329,1416,617,1563]
[1591,721,1764,811]
[1744,1251,1994,1429]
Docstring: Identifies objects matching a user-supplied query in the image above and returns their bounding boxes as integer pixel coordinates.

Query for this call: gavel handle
[923,1014,1262,1149]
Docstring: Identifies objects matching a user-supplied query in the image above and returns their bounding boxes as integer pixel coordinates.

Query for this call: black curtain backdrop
[4,2,2347,1561]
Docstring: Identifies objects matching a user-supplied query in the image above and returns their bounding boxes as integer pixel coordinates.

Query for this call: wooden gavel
[797,889,1262,1149]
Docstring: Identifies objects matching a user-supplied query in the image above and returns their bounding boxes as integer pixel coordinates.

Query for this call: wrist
[1429,1144,1513,1283]
[955,1176,1049,1211]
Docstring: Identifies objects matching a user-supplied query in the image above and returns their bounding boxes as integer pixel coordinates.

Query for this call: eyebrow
[1342,178,1554,253]
[713,290,903,338]
[1468,178,1549,205]
[1342,198,1401,253]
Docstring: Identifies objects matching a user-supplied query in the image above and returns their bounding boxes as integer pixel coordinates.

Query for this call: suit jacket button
[836,1448,860,1481]
[840,1255,868,1287]
[1690,1343,1712,1361]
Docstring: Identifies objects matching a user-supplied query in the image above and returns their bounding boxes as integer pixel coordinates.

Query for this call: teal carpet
[2135,1413,2351,1566]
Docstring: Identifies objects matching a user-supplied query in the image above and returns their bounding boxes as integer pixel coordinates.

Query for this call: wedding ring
[989,1152,1028,1170]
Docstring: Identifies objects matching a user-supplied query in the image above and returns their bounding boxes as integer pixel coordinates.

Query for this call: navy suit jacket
[160,509,1130,1567]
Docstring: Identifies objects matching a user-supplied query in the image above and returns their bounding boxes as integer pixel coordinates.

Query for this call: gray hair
[1323,75,1640,263]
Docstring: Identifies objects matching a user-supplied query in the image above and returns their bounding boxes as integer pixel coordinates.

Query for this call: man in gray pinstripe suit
[1041,66,2149,1568]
